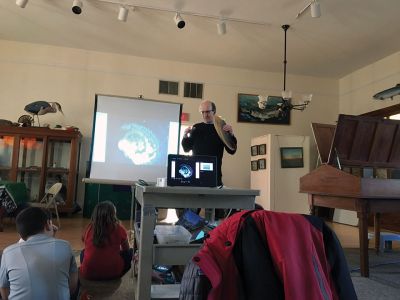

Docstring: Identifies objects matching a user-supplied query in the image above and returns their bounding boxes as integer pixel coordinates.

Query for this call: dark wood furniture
[300,114,400,277]
[311,122,336,165]
[0,126,81,213]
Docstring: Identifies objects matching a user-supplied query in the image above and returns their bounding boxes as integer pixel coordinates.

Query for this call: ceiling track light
[118,6,129,22]
[217,20,226,35]
[296,0,321,19]
[16,0,28,8]
[174,12,185,29]
[95,0,270,27]
[311,1,321,18]
[72,0,83,15]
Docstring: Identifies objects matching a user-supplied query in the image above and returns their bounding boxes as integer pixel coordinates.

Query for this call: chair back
[41,182,62,206]
[48,182,62,197]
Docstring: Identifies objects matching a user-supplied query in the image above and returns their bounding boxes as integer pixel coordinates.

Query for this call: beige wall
[0,39,339,205]
[251,134,310,214]
[339,51,400,115]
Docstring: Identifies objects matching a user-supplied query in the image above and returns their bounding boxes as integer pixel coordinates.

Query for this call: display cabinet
[0,126,81,213]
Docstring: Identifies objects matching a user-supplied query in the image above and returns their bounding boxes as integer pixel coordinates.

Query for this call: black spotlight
[72,0,83,15]
[174,13,185,29]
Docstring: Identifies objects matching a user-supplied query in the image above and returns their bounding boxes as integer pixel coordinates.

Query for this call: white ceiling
[1,0,400,79]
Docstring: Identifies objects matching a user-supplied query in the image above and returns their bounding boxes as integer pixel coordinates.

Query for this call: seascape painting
[280,147,304,168]
[237,93,290,125]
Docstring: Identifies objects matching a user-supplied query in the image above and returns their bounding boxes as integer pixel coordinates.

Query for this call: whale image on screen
[89,95,182,182]
[178,164,193,179]
[118,123,159,165]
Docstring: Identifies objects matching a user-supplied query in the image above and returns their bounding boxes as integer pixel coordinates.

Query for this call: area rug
[344,248,400,287]
[344,248,400,300]
[71,249,400,300]
[73,250,134,300]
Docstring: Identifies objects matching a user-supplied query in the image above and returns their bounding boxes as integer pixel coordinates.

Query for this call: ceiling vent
[159,80,179,95]
[184,82,203,99]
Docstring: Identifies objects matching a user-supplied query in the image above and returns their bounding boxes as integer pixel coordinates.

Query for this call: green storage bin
[83,183,133,220]
[0,181,29,205]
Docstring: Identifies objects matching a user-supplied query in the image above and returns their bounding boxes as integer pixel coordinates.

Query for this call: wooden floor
[0,213,362,251]
[0,213,132,250]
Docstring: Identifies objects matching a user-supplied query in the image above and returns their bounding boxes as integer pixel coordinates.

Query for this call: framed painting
[237,93,290,125]
[258,158,266,170]
[280,147,304,168]
[251,160,258,171]
[251,145,258,156]
[258,144,266,155]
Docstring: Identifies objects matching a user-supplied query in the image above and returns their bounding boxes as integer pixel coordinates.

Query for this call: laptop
[167,154,217,187]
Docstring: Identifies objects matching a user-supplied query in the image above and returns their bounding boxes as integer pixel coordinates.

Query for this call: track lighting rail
[95,0,270,26]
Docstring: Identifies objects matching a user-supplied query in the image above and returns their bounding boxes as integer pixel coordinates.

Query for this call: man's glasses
[200,110,213,115]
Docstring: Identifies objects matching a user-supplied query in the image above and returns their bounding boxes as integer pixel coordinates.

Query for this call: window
[184,82,203,99]
[159,80,179,95]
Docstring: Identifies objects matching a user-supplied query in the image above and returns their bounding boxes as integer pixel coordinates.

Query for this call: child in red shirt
[80,201,132,280]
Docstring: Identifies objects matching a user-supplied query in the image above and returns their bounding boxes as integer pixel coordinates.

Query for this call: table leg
[129,186,136,241]
[0,206,5,232]
[308,194,315,215]
[358,210,369,277]
[374,213,381,254]
[136,204,156,300]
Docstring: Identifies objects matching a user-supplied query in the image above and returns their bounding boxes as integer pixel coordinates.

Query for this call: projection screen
[89,95,182,182]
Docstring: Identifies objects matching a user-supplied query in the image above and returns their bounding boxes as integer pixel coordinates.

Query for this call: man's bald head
[199,100,216,124]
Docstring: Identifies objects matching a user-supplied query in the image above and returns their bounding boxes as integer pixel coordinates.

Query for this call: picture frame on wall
[258,158,266,170]
[251,145,258,156]
[258,144,266,155]
[280,147,304,168]
[251,160,258,171]
[237,93,290,125]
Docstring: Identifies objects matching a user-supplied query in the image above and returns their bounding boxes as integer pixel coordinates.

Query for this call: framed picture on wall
[237,93,290,125]
[251,145,258,156]
[251,160,258,171]
[258,144,266,155]
[258,158,266,170]
[280,147,304,168]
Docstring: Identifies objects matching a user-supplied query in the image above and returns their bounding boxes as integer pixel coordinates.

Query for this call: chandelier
[258,24,312,118]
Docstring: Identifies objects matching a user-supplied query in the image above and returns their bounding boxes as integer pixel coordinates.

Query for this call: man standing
[0,207,78,300]
[182,100,237,186]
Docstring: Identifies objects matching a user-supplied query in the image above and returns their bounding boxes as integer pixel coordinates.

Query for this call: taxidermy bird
[24,101,64,126]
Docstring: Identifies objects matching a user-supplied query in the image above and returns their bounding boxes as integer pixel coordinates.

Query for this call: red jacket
[193,210,354,300]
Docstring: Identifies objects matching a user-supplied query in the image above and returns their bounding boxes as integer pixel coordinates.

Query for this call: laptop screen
[167,154,217,187]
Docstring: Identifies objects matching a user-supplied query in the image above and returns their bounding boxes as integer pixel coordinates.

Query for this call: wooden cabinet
[0,126,81,213]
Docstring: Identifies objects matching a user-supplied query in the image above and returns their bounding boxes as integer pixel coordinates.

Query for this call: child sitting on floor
[80,201,132,280]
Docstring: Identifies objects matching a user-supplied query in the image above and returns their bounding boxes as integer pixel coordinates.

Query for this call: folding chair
[31,182,63,229]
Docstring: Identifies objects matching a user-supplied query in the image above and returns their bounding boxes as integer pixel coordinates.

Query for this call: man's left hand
[222,124,233,135]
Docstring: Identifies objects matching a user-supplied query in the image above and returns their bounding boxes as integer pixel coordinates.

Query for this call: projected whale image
[118,123,159,165]
[178,164,193,178]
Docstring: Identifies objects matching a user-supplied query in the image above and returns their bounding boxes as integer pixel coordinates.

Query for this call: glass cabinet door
[17,137,44,202]
[47,138,71,169]
[0,135,14,181]
[46,138,71,205]
[0,128,80,212]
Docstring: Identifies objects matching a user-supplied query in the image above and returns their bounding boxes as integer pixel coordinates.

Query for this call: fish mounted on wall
[373,84,400,100]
